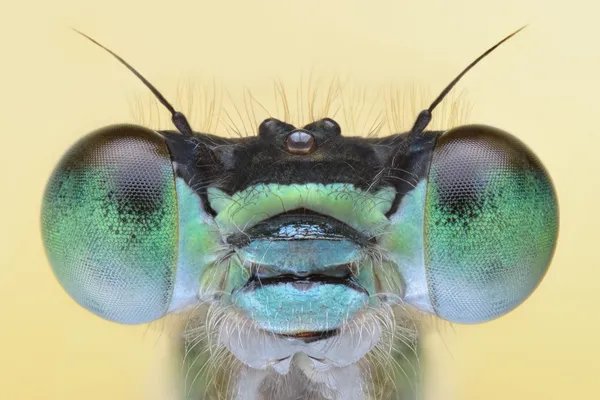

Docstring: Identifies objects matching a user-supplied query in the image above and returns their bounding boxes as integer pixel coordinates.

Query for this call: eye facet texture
[41,125,178,324]
[424,125,558,323]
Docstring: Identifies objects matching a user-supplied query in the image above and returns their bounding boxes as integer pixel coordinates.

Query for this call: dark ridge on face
[225,208,371,248]
[241,274,368,295]
[276,329,339,343]
[161,117,442,216]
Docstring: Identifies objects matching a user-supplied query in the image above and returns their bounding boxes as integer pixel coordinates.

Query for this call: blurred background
[0,0,597,399]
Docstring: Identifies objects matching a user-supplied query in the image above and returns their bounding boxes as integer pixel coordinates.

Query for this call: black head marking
[303,118,342,138]
[150,27,527,205]
[258,118,297,138]
[257,117,342,155]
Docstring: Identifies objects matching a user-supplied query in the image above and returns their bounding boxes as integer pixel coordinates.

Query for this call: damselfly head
[41,27,558,380]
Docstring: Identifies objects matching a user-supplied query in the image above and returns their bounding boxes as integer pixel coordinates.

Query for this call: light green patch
[208,183,396,237]
[378,180,433,312]
[168,178,223,311]
[221,255,250,294]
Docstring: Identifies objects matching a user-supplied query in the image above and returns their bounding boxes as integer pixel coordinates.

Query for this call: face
[41,115,558,378]
[40,27,559,399]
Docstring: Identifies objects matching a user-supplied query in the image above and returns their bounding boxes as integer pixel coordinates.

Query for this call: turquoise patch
[232,283,369,334]
[167,178,222,312]
[238,239,361,275]
[378,179,432,313]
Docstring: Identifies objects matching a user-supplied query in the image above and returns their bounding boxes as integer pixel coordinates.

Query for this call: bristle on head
[130,77,473,137]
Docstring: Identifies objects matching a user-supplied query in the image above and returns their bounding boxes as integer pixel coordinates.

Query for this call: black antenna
[73,29,194,136]
[410,25,527,135]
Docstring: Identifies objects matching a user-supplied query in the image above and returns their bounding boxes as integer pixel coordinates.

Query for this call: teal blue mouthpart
[232,283,369,334]
[237,239,361,276]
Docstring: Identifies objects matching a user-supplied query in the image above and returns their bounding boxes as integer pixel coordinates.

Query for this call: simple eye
[423,124,559,323]
[41,124,179,324]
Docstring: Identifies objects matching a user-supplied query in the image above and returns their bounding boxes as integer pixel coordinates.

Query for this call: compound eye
[41,124,179,324]
[424,125,559,323]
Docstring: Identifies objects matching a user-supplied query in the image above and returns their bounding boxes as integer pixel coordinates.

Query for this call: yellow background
[1,0,598,399]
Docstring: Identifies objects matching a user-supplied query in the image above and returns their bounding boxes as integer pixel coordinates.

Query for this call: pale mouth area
[218,305,384,374]
[231,208,368,278]
[206,183,395,346]
[227,208,376,338]
[231,277,371,336]
[245,263,363,291]
[174,182,418,383]
[251,261,358,280]
[238,267,369,341]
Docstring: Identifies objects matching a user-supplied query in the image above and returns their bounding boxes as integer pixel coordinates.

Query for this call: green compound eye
[41,125,179,324]
[424,125,559,323]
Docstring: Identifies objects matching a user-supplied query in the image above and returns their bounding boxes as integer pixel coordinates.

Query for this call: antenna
[410,25,527,135]
[72,29,194,136]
